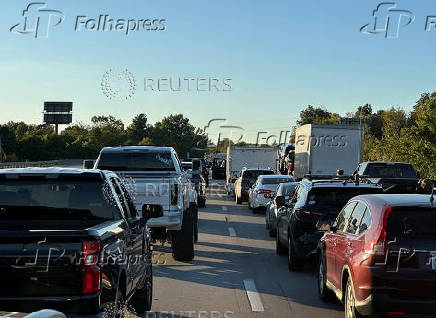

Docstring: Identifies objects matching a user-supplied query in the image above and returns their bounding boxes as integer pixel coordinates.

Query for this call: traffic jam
[2,1,436,318]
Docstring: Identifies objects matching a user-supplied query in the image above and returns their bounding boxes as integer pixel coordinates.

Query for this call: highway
[148,181,343,318]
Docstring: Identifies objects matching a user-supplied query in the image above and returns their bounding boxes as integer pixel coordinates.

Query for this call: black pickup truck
[354,161,419,194]
[0,168,153,317]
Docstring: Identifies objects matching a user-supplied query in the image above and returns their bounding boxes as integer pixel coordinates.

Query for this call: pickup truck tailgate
[0,231,85,297]
[118,172,173,212]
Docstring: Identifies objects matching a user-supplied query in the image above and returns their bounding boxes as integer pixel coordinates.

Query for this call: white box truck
[294,124,364,179]
[225,146,277,195]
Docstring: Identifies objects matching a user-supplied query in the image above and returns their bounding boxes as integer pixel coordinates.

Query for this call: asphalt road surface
[148,180,344,318]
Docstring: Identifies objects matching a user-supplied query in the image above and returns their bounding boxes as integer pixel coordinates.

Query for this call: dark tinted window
[364,163,417,178]
[0,180,118,221]
[387,208,436,241]
[335,202,357,232]
[242,170,274,179]
[192,160,201,170]
[306,187,381,214]
[358,209,372,234]
[97,152,175,171]
[346,202,367,235]
[261,177,294,185]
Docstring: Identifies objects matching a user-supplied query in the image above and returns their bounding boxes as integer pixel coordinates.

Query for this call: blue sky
[1,0,436,143]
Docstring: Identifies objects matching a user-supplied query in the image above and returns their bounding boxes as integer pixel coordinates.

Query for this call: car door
[111,178,143,295]
[278,185,299,243]
[329,201,358,289]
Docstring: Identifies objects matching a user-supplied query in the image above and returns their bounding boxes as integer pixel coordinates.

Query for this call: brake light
[82,240,101,294]
[289,163,294,171]
[368,206,393,258]
[171,184,179,205]
[295,208,321,220]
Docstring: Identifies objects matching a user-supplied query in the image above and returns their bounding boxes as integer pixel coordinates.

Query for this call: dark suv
[276,177,383,271]
[234,168,274,204]
[318,194,436,318]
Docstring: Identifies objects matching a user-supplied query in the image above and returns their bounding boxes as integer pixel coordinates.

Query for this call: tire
[268,228,276,237]
[172,208,195,261]
[288,235,303,271]
[276,229,287,255]
[115,287,126,318]
[130,244,153,313]
[345,277,362,318]
[193,205,199,243]
[265,213,269,229]
[236,195,242,205]
[318,253,334,302]
[248,200,252,210]
[252,207,258,214]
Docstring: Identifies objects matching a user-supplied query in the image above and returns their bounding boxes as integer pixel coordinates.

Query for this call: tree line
[296,92,436,179]
[0,114,208,162]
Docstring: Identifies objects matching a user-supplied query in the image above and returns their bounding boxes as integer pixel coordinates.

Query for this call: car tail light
[82,240,101,294]
[289,163,294,171]
[295,208,321,220]
[365,206,393,265]
[258,189,272,194]
[171,184,178,205]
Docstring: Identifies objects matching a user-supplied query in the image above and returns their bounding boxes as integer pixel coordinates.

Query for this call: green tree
[126,114,152,145]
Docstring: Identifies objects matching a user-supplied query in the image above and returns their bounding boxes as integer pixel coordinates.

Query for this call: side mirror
[316,221,336,232]
[83,159,95,169]
[275,195,286,206]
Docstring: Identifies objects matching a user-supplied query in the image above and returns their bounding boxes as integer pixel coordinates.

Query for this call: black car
[276,177,383,271]
[0,168,153,317]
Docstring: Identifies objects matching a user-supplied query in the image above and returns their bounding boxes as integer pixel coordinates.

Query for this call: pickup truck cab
[95,146,197,261]
[0,168,152,317]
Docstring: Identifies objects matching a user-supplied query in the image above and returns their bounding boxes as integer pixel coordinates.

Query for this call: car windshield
[242,170,274,179]
[0,180,118,221]
[306,187,382,213]
[365,163,417,178]
[261,177,294,185]
[97,151,175,171]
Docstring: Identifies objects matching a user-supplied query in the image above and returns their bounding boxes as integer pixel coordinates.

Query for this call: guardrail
[0,160,60,169]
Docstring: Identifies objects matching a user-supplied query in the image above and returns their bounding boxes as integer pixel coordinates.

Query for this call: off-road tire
[130,243,153,313]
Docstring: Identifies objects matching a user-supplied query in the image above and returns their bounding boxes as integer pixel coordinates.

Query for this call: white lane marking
[228,227,236,237]
[222,206,228,211]
[243,279,264,312]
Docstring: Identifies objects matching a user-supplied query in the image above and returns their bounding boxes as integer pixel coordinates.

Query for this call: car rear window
[306,187,382,213]
[97,151,175,171]
[242,170,274,179]
[387,208,436,241]
[277,183,297,196]
[0,180,119,221]
[364,163,417,178]
[261,177,294,185]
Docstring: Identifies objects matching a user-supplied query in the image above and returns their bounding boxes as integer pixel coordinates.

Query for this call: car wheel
[345,277,361,318]
[276,229,286,255]
[172,207,195,261]
[318,253,333,302]
[268,228,276,237]
[288,235,303,271]
[248,200,252,210]
[265,213,269,229]
[236,195,242,205]
[130,246,153,313]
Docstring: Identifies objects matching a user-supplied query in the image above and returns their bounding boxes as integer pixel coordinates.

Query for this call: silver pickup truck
[95,146,197,261]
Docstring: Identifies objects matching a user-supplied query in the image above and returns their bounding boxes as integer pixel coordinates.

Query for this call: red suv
[317,194,436,318]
